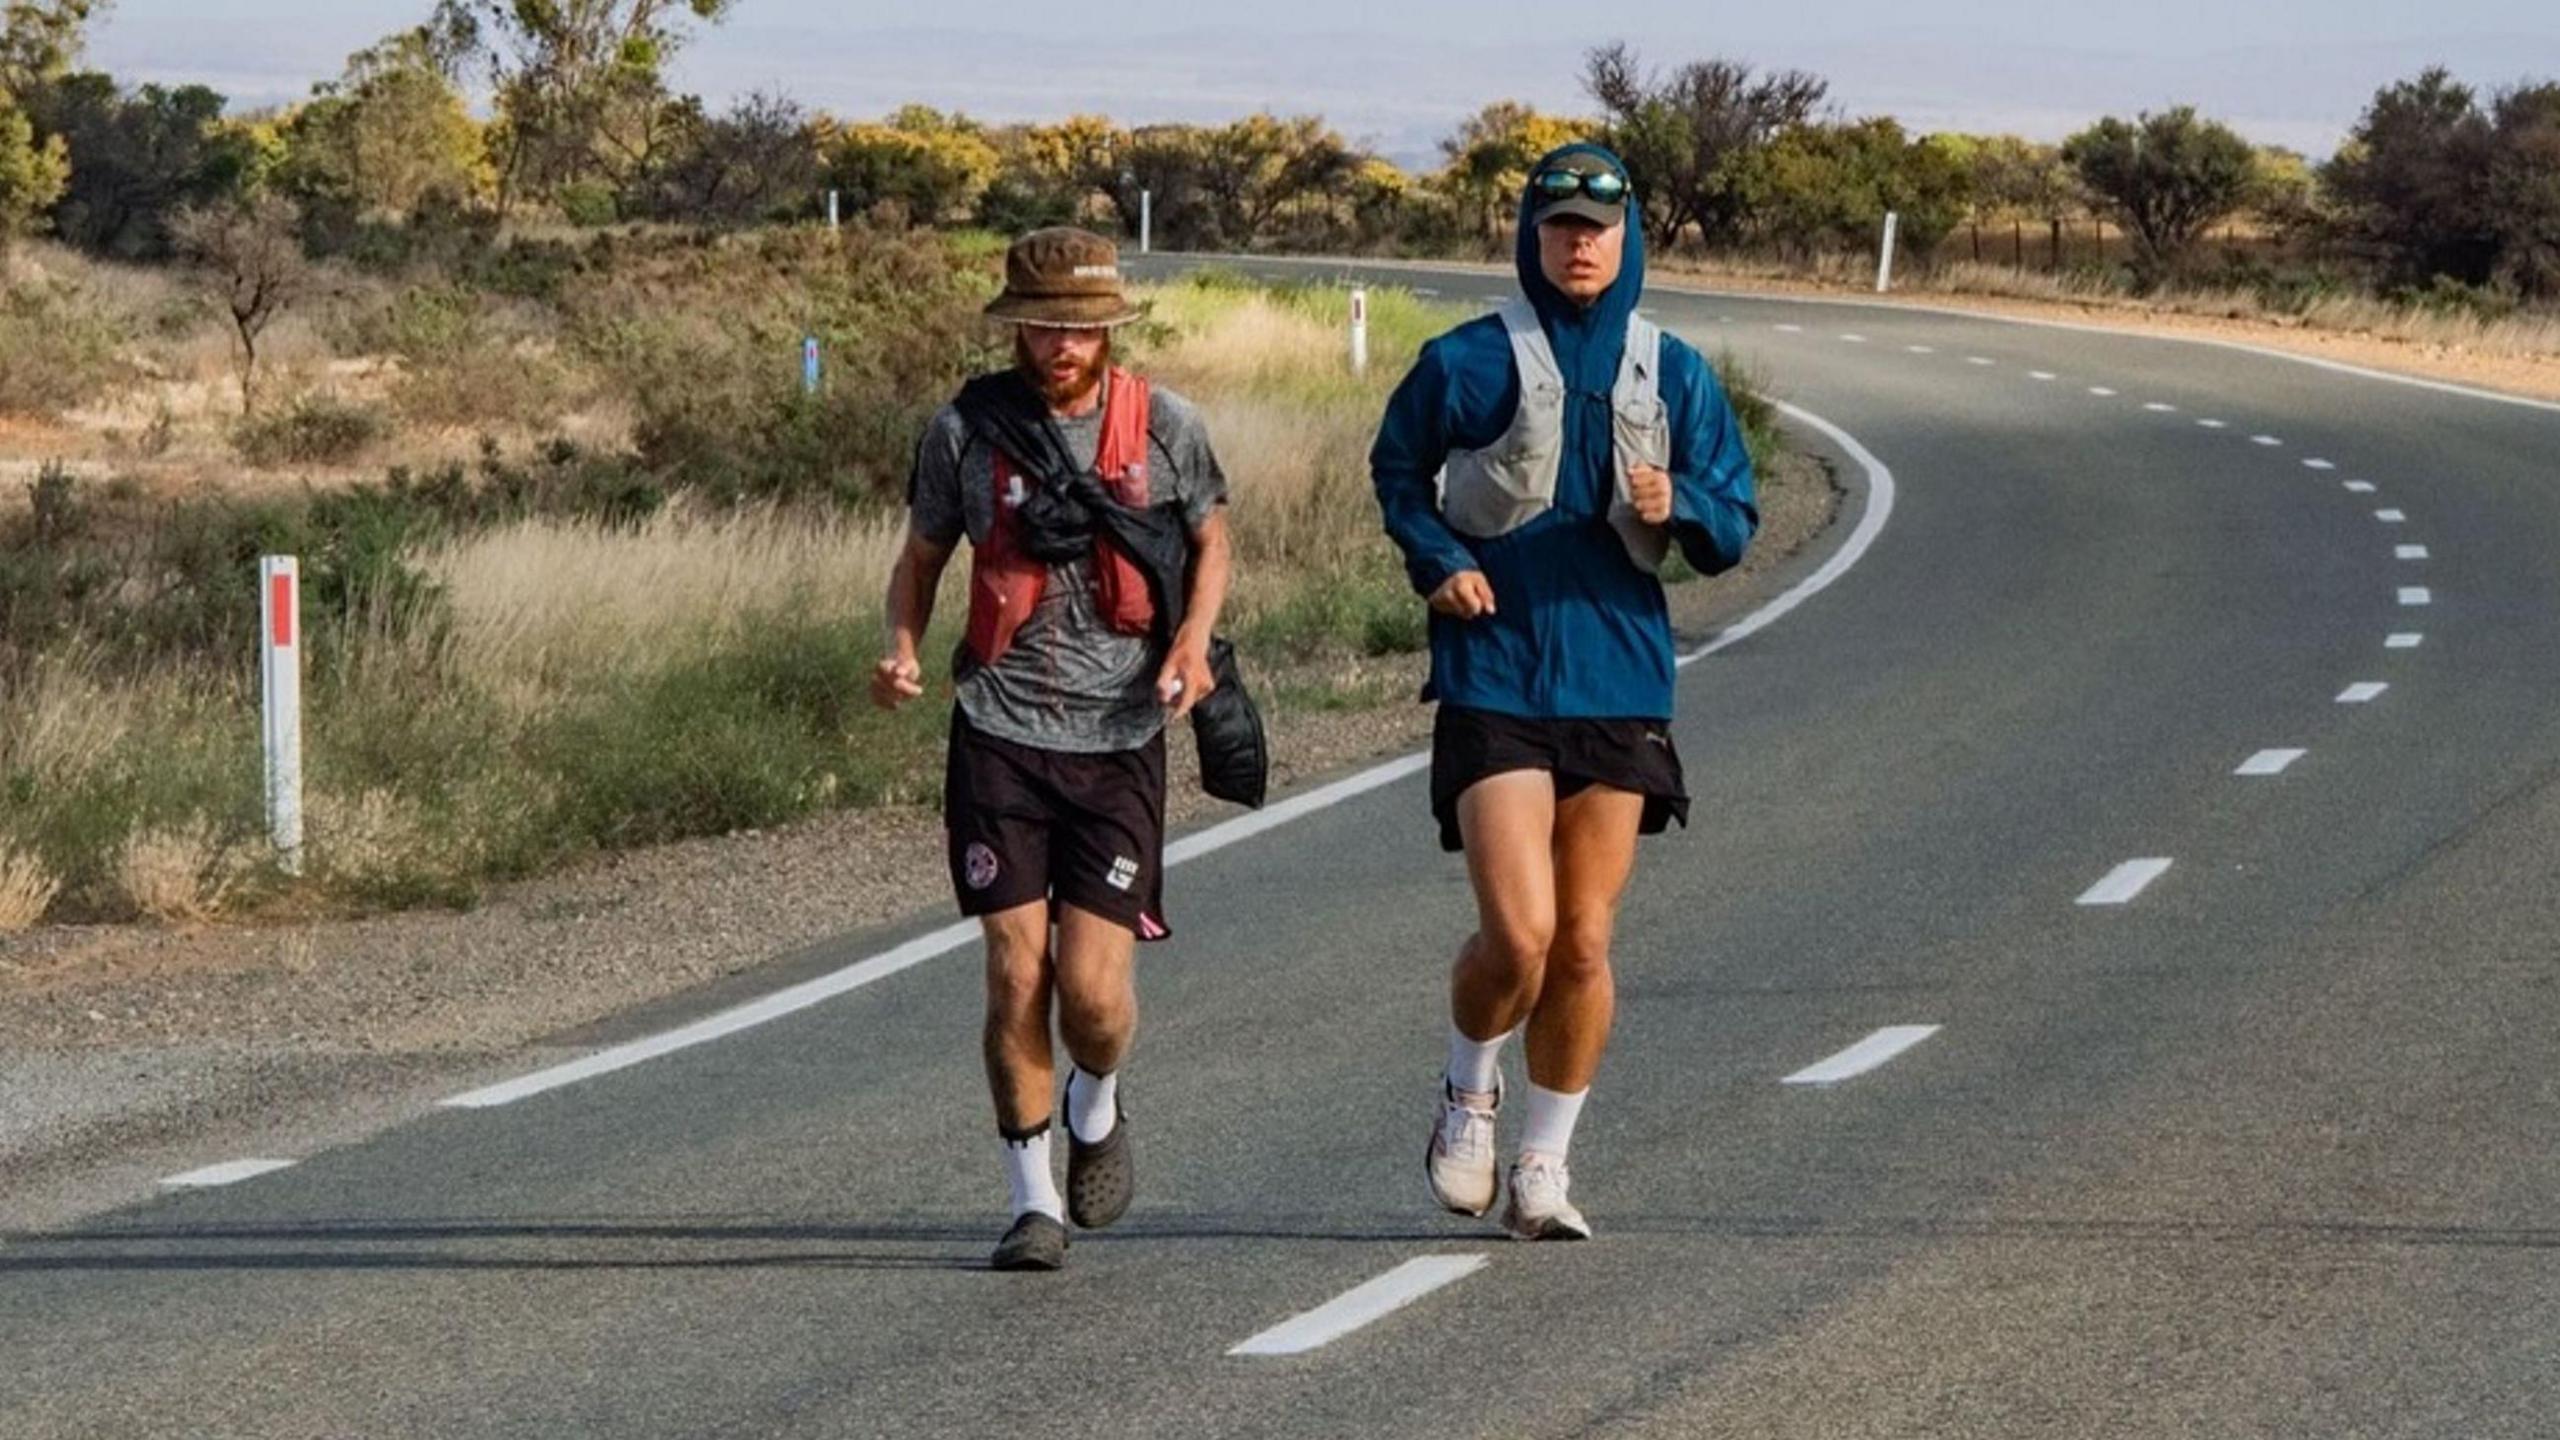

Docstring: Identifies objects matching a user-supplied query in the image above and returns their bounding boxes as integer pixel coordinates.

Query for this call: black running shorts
[1428,705,1690,854]
[944,708,1171,939]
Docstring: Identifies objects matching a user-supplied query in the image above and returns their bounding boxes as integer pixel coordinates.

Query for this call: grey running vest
[1438,297,1672,572]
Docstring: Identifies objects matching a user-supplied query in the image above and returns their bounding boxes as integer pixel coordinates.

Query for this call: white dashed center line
[1230,1256,1490,1356]
[1907,344,1936,354]
[2198,419,2229,428]
[2236,749,2308,776]
[2388,633,2425,649]
[1842,333,1868,343]
[2376,509,2407,523]
[2396,545,2430,560]
[2078,858,2174,906]
[2399,587,2433,606]
[2338,682,2390,704]
[163,1160,296,1189]
[2144,402,2177,412]
[2252,435,2284,446]
[2344,481,2377,493]
[1782,1026,1943,1087]
[2088,385,2117,396]
[1776,323,1804,333]
[2028,369,2057,380]
[2303,458,2336,470]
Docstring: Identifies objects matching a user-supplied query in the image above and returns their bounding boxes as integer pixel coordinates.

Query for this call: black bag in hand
[1190,637,1268,810]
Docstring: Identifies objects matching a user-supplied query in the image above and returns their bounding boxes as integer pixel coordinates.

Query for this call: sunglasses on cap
[1530,168,1629,205]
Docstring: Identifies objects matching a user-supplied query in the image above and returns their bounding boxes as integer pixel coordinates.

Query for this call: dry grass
[419,499,912,696]
[0,847,60,932]
[115,819,249,923]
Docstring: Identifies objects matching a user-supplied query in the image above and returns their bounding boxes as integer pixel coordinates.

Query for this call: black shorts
[944,708,1171,940]
[1429,705,1690,854]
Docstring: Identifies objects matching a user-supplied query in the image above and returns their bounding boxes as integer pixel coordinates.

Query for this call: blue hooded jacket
[1369,143,1760,721]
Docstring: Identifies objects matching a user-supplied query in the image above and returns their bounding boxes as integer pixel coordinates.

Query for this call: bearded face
[1015,326,1112,410]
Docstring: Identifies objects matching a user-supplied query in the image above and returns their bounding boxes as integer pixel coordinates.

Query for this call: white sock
[1519,1083,1588,1163]
[1002,1126,1064,1220]
[1448,1025,1506,1100]
[1066,1065,1118,1143]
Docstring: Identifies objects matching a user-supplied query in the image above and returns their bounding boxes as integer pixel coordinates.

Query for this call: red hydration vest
[965,369,1158,667]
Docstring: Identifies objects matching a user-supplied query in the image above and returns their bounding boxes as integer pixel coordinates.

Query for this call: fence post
[1875,211,1900,293]
[259,555,303,877]
[1348,287,1369,376]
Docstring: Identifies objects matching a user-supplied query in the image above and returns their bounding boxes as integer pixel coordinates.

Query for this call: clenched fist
[870,654,925,711]
[1429,570,1498,620]
[1627,464,1674,526]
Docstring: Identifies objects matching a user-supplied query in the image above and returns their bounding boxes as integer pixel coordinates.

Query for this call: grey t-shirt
[910,376,1228,754]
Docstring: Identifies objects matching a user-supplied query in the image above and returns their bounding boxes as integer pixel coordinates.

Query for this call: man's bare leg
[980,900,1067,1228]
[1522,785,1644,1100]
[1428,771,1557,1217]
[1053,903,1137,1142]
[1052,902,1140,1229]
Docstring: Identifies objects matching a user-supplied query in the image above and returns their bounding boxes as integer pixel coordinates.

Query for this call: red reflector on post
[271,573,295,648]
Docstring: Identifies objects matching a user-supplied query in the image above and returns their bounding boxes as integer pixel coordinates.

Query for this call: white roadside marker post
[259,556,304,877]
[1876,210,1900,294]
[803,336,821,396]
[1140,189,1153,254]
[827,189,840,230]
[1349,287,1370,377]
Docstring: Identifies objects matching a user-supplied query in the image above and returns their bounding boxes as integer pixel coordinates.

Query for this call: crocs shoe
[991,1211,1070,1271]
[1066,1104,1134,1231]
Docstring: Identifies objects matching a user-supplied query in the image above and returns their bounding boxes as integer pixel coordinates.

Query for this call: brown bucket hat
[984,227,1146,329]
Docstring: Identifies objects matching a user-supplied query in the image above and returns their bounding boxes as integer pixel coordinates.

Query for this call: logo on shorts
[1106,855,1141,893]
[964,842,1002,891]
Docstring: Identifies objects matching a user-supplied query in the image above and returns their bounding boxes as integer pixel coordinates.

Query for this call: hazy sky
[87,0,2560,163]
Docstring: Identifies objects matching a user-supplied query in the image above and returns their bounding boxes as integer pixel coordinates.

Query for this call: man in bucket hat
[873,228,1233,1271]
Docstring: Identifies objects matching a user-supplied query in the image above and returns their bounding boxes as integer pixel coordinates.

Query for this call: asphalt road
[6,256,2559,1439]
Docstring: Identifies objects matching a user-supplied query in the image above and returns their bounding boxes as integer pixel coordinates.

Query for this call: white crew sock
[1519,1083,1589,1163]
[1448,1025,1507,1100]
[1003,1126,1064,1220]
[1066,1065,1119,1143]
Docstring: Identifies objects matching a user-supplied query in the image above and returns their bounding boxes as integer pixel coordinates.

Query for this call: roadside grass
[0,260,1785,926]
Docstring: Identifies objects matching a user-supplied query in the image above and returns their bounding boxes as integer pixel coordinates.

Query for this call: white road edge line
[1782,1026,1942,1087]
[437,403,1899,1109]
[163,1159,296,1189]
[2235,748,2308,776]
[2338,682,2390,703]
[2078,858,2174,906]
[1229,1255,1490,1357]
[2387,633,2425,649]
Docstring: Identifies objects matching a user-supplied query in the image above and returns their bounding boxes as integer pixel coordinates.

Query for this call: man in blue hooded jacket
[1372,144,1758,1240]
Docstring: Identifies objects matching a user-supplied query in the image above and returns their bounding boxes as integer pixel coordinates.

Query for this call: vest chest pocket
[1441,379,1565,539]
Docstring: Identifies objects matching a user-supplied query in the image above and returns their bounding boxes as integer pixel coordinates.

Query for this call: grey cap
[1528,152,1628,229]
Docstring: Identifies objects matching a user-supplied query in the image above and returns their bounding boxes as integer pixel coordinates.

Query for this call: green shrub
[233,393,389,466]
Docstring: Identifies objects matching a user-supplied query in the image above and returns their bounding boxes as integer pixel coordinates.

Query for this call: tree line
[3,3,2557,305]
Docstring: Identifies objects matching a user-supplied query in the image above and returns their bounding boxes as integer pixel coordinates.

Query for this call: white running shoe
[1502,1155,1592,1241]
[1426,1079,1501,1217]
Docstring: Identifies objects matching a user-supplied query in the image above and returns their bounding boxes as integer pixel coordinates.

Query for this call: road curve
[5,255,2559,1440]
